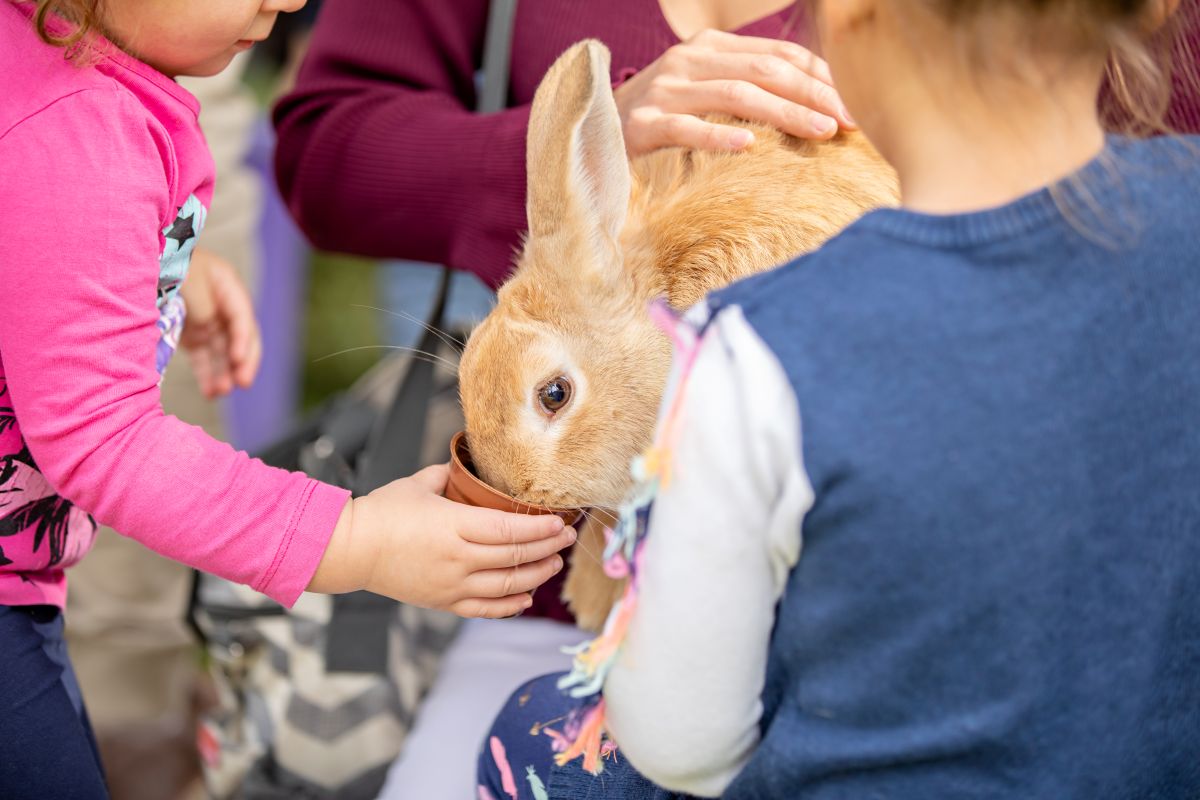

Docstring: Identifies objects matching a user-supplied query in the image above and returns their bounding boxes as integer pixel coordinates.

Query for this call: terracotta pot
[445,431,584,527]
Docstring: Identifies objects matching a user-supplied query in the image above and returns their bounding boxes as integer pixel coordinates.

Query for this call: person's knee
[477,672,574,798]
[500,672,566,716]
[481,671,570,759]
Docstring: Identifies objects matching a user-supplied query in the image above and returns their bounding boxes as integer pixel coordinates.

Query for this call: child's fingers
[464,554,564,599]
[233,330,262,388]
[468,526,576,570]
[449,593,534,619]
[188,347,215,398]
[463,554,566,604]
[223,293,258,366]
[209,259,257,364]
[190,343,229,398]
[208,331,233,397]
[457,505,566,546]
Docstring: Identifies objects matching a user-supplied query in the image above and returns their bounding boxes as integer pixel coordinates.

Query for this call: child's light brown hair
[32,0,102,49]
[918,0,1198,136]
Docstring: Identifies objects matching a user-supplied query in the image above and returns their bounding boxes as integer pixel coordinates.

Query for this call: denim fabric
[546,754,683,800]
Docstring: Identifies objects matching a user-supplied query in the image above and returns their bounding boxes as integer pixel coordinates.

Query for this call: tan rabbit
[458,39,898,631]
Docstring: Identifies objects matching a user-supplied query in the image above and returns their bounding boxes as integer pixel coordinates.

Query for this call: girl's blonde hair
[32,0,102,49]
[914,0,1197,246]
[921,0,1198,136]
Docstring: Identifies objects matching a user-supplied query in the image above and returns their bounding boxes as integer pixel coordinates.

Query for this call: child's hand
[309,464,578,618]
[179,247,263,398]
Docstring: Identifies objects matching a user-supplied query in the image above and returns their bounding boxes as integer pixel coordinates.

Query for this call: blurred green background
[301,253,384,411]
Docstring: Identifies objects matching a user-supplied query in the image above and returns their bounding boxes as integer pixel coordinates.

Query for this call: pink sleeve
[0,89,349,607]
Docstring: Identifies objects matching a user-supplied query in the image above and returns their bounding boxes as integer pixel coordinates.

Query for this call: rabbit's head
[458,40,669,510]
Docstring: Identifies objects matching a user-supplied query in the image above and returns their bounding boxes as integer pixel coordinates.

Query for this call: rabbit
[457,39,899,631]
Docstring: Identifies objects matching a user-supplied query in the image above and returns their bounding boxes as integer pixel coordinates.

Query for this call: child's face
[101,0,306,77]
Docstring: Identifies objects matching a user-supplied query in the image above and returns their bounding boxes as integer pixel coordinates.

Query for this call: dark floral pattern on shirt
[0,381,97,573]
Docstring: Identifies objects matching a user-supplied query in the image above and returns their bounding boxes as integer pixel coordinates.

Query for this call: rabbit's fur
[458,40,898,630]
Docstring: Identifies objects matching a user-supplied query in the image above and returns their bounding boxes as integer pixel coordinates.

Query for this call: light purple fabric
[226,119,306,455]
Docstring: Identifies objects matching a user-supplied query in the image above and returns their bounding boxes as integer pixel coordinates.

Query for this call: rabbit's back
[623,120,898,309]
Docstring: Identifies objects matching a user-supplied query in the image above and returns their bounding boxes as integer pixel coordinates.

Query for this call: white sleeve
[603,305,814,797]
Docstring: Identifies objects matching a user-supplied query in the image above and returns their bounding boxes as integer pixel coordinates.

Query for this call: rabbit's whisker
[567,509,609,568]
[313,345,460,375]
[350,304,466,349]
[572,531,604,568]
[576,507,606,528]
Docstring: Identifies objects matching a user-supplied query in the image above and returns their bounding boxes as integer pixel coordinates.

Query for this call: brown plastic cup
[445,431,584,527]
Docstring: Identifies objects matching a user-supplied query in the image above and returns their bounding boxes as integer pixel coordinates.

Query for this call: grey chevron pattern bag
[191,314,468,798]
[193,577,460,798]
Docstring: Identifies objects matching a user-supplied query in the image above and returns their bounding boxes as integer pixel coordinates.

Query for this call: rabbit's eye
[537,377,573,416]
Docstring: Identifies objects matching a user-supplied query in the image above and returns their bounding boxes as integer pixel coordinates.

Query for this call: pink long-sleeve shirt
[0,1,349,609]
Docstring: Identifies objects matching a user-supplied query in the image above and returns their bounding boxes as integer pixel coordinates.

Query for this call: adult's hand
[614,29,856,158]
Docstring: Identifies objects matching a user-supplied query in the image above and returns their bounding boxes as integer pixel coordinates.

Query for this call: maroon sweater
[275,0,1198,288]
[274,0,802,289]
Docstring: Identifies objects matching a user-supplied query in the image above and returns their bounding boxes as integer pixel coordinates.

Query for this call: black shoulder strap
[479,0,518,114]
[353,269,451,495]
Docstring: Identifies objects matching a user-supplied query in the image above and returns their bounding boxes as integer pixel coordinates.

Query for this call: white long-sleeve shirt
[604,304,814,797]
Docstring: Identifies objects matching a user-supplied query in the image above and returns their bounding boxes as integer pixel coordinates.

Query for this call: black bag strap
[353,268,452,494]
[326,0,519,674]
[479,0,518,114]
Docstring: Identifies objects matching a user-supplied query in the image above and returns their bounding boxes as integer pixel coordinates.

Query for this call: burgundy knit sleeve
[273,0,530,288]
[1166,0,1200,134]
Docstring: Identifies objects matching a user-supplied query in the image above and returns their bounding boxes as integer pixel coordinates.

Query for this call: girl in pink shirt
[0,1,576,794]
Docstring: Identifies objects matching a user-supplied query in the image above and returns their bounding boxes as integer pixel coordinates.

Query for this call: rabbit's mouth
[446,432,584,526]
[517,496,617,532]
[519,486,622,515]
[526,493,583,510]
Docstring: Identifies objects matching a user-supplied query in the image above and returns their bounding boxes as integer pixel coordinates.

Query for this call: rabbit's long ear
[526,40,630,255]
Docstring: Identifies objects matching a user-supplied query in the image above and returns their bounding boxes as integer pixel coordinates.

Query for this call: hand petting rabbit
[458,39,899,630]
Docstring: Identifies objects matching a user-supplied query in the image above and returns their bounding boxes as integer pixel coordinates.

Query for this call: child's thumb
[409,463,451,495]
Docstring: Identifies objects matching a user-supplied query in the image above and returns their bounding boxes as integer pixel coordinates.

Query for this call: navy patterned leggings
[477,672,684,800]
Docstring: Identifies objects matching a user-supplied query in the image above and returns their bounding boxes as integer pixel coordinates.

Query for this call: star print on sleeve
[164,212,196,247]
[157,193,207,307]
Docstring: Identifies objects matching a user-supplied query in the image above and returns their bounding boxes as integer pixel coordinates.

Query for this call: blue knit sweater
[716,135,1200,799]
